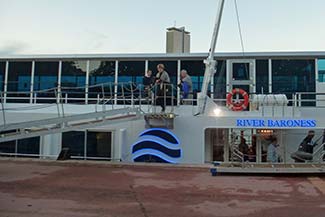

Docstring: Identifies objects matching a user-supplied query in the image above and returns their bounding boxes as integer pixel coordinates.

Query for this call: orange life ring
[226,88,249,111]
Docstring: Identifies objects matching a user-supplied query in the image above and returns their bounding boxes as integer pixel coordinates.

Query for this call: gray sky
[1,0,325,55]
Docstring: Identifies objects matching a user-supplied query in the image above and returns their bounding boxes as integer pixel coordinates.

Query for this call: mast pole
[198,0,225,114]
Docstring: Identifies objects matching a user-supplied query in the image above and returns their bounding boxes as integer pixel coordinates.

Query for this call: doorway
[205,129,229,162]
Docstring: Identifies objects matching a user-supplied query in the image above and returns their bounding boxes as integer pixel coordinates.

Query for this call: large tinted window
[61,61,87,100]
[214,60,226,99]
[17,137,40,155]
[272,59,315,93]
[181,60,204,92]
[86,132,111,158]
[256,59,269,93]
[272,59,315,106]
[61,61,87,88]
[0,62,5,91]
[318,59,325,82]
[89,61,115,85]
[118,61,144,84]
[8,61,32,92]
[62,131,85,157]
[88,61,115,100]
[34,62,59,91]
[0,141,15,154]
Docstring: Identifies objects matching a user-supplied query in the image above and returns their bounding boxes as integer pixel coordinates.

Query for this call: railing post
[139,84,142,111]
[164,84,167,113]
[101,84,105,112]
[30,61,35,104]
[1,92,6,126]
[298,93,302,107]
[171,84,174,113]
[130,82,134,108]
[33,92,37,104]
[54,90,61,118]
[122,83,126,108]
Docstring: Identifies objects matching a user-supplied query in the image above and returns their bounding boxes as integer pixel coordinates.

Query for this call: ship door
[205,128,229,163]
[227,59,256,94]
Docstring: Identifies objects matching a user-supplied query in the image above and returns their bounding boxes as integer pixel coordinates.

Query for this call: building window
[272,59,315,106]
[0,62,5,91]
[318,59,325,82]
[256,59,269,94]
[88,61,115,100]
[61,61,87,101]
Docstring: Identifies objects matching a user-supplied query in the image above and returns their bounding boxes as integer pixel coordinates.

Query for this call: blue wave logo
[131,128,182,164]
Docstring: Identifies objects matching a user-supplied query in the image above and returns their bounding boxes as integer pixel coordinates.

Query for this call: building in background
[166,27,191,53]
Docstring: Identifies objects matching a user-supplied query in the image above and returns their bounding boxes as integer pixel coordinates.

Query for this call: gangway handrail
[313,142,325,162]
[0,107,137,132]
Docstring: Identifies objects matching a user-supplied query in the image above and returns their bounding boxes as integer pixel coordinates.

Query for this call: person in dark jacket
[143,70,155,97]
[291,130,318,162]
[298,130,317,154]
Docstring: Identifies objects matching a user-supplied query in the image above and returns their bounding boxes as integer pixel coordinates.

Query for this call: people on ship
[178,69,193,105]
[267,137,279,163]
[155,64,170,112]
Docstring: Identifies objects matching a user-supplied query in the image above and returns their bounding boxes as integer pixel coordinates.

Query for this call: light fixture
[213,108,222,116]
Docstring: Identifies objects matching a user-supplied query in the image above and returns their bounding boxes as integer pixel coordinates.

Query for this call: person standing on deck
[155,64,170,112]
[267,137,279,163]
[178,69,193,104]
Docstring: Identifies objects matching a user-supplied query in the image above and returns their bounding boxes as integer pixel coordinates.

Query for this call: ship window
[34,61,59,103]
[7,61,32,103]
[17,137,40,156]
[88,61,115,101]
[0,133,40,158]
[256,59,269,93]
[86,131,111,159]
[318,59,325,82]
[61,61,87,101]
[34,62,59,91]
[0,139,15,155]
[62,131,112,160]
[62,131,85,158]
[118,61,144,84]
[8,61,32,92]
[181,60,205,92]
[272,59,315,106]
[233,63,249,80]
[0,62,5,91]
[213,60,227,102]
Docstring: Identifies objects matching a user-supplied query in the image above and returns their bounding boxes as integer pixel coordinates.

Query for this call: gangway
[0,107,141,143]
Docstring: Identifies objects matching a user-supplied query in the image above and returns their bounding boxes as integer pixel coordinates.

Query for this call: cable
[234,0,246,58]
